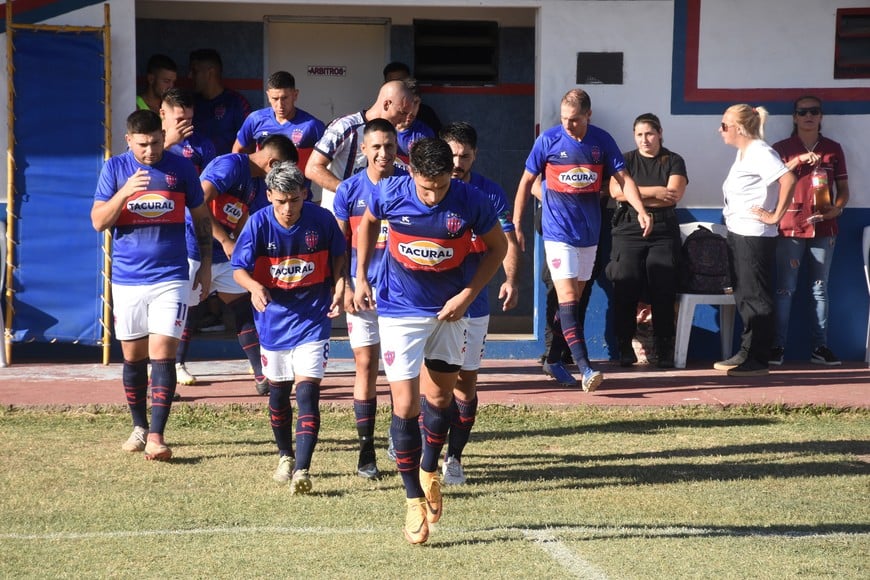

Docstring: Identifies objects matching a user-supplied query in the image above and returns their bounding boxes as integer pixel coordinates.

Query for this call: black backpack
[679,226,732,294]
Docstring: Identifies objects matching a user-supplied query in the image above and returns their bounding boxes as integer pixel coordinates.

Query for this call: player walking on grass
[231,161,346,494]
[353,138,507,544]
[333,119,406,480]
[91,110,213,461]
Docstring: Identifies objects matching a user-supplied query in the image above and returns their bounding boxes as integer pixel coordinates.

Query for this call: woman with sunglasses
[769,96,849,366]
[715,105,795,377]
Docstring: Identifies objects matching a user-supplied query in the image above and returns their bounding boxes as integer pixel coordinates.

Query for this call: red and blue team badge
[165,173,177,189]
[260,354,268,368]
[183,144,194,158]
[590,146,601,164]
[291,128,304,145]
[347,321,353,335]
[445,212,464,238]
[215,105,226,120]
[304,230,320,252]
[551,258,562,270]
[383,351,395,366]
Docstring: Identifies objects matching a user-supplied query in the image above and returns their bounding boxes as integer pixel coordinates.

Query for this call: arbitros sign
[307,65,347,77]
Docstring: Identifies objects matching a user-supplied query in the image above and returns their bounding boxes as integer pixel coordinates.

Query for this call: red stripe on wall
[420,83,534,96]
[0,0,59,20]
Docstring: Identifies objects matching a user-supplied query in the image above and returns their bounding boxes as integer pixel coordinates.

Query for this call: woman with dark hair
[607,113,688,368]
[770,96,849,366]
[715,104,795,377]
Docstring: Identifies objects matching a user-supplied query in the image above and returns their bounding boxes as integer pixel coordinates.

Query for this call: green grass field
[1,404,868,579]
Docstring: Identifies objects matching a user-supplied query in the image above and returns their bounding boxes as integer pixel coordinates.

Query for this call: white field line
[1,523,866,542]
[524,529,609,580]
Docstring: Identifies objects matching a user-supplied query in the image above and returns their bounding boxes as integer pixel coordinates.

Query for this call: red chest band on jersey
[545,164,604,194]
[252,250,331,290]
[210,192,249,230]
[388,229,471,271]
[116,190,186,226]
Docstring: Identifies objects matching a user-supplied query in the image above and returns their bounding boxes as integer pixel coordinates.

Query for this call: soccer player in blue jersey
[437,121,519,485]
[189,48,252,155]
[395,80,435,165]
[333,119,406,480]
[232,161,346,494]
[232,71,325,183]
[513,89,651,392]
[200,134,298,395]
[159,88,217,386]
[354,138,507,544]
[91,109,213,461]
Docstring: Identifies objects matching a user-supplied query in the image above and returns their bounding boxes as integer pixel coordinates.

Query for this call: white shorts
[347,308,379,348]
[378,316,467,382]
[186,258,203,307]
[112,280,188,341]
[211,261,246,295]
[544,241,598,281]
[461,315,489,371]
[260,339,330,382]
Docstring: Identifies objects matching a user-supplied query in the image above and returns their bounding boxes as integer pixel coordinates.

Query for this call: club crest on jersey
[591,146,601,164]
[398,240,454,267]
[127,193,174,218]
[183,144,194,158]
[558,167,598,188]
[445,212,464,237]
[384,351,395,366]
[270,258,315,283]
[223,201,244,224]
[165,173,178,189]
[291,128,304,145]
[215,105,226,120]
[304,230,320,252]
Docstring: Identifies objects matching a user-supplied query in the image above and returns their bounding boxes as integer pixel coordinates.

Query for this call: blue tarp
[11,29,105,344]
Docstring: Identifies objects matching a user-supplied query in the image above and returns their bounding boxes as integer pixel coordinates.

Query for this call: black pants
[606,205,680,343]
[727,232,776,365]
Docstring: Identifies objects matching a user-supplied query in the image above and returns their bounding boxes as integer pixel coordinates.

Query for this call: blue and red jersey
[94,150,204,285]
[396,120,434,164]
[168,135,217,263]
[200,153,266,264]
[231,203,346,350]
[465,173,515,319]
[334,167,408,292]
[367,176,498,317]
[193,88,252,155]
[235,106,325,175]
[526,123,625,248]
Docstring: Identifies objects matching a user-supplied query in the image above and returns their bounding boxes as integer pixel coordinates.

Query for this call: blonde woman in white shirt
[715,104,795,377]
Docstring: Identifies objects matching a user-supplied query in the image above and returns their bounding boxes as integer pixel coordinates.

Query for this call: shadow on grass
[457,439,869,492]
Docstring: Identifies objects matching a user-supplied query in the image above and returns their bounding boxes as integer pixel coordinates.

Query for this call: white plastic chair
[673,221,737,368]
[863,225,870,366]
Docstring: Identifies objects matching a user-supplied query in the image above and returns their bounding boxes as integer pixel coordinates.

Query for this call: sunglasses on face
[795,107,822,117]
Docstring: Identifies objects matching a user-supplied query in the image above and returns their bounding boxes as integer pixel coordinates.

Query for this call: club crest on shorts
[347,321,353,335]
[445,212,464,237]
[304,230,320,252]
[165,173,177,189]
[551,258,562,269]
[261,354,268,368]
[384,350,395,366]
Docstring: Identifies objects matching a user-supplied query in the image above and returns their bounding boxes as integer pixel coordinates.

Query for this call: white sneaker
[273,455,293,483]
[442,455,466,485]
[121,426,148,453]
[175,363,196,386]
[290,469,312,495]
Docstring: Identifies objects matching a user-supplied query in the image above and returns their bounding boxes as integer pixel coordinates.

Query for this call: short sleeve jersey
[200,153,266,264]
[231,203,346,350]
[773,135,847,238]
[235,106,326,175]
[94,150,205,285]
[465,173,514,319]
[193,89,252,155]
[169,134,217,262]
[722,139,789,237]
[526,124,625,248]
[312,111,367,199]
[396,120,435,164]
[623,147,688,190]
[333,166,408,292]
[368,176,498,317]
